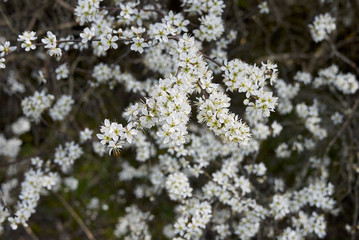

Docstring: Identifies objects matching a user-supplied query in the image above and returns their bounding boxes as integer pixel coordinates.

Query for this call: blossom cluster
[21,90,54,122]
[5,71,25,95]
[114,205,153,239]
[165,172,193,201]
[54,141,83,173]
[0,134,22,158]
[41,31,62,57]
[8,159,60,230]
[221,59,278,118]
[314,64,359,94]
[49,95,74,121]
[17,31,37,51]
[309,13,336,42]
[11,117,31,136]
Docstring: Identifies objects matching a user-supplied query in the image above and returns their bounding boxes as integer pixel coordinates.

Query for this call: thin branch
[55,193,95,240]
[323,97,359,159]
[0,5,17,34]
[196,80,209,99]
[198,50,223,67]
[255,52,310,64]
[329,40,359,75]
[55,0,74,12]
[351,170,359,240]
[24,225,40,240]
[0,189,17,218]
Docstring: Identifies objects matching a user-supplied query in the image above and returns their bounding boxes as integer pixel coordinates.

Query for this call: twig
[24,225,40,240]
[55,193,95,240]
[27,2,52,30]
[294,160,311,189]
[55,0,74,12]
[196,80,209,99]
[323,97,359,159]
[198,50,223,67]
[0,189,17,218]
[351,169,359,240]
[255,52,310,64]
[329,40,359,75]
[140,8,166,17]
[0,5,17,34]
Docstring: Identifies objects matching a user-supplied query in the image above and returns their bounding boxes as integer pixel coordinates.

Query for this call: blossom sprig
[8,163,60,230]
[296,101,328,140]
[2,0,354,239]
[74,0,102,25]
[222,59,279,118]
[197,90,251,146]
[97,119,138,155]
[98,34,258,154]
[314,64,359,94]
[7,139,84,230]
[5,9,193,65]
[173,199,212,239]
